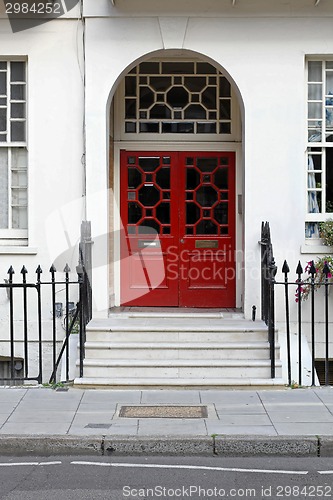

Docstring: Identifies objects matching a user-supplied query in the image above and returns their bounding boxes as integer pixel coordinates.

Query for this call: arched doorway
[110,56,243,308]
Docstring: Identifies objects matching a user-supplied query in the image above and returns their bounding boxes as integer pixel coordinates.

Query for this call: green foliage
[297,255,333,301]
[319,219,333,247]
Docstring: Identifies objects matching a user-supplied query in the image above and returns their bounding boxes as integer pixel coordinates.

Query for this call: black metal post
[21,266,28,378]
[296,261,303,386]
[323,261,330,386]
[64,264,70,382]
[268,257,277,379]
[77,265,84,378]
[36,265,43,384]
[8,266,15,380]
[50,265,57,381]
[282,260,291,386]
[309,261,316,386]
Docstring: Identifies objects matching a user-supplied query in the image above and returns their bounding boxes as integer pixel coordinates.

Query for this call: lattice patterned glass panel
[126,155,171,235]
[124,61,232,136]
[185,155,230,236]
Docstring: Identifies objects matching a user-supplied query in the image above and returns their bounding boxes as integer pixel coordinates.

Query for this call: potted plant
[296,255,333,301]
[319,219,333,247]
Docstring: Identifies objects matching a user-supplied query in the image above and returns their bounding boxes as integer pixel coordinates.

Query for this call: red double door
[120,151,236,307]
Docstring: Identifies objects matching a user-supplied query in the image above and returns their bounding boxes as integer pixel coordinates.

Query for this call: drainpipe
[78,0,87,219]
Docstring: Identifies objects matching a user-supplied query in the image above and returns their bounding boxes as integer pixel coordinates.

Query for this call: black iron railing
[0,221,93,386]
[259,221,277,378]
[0,264,89,385]
[278,259,333,386]
[260,221,333,386]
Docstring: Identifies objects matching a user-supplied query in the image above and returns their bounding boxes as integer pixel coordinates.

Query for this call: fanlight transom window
[124,61,232,136]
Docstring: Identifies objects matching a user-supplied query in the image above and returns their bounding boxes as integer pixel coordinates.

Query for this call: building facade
[0,0,332,384]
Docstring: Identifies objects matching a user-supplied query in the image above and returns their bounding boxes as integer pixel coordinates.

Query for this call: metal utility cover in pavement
[119,405,208,419]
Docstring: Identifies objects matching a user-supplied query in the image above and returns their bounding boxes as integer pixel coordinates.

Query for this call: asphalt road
[1,455,333,499]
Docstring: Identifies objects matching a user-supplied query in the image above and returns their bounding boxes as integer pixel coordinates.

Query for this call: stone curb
[214,436,319,457]
[103,436,213,456]
[0,436,103,456]
[0,435,321,457]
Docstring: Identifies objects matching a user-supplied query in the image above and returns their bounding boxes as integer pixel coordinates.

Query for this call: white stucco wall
[0,17,84,380]
[82,1,333,319]
[0,17,84,266]
[0,0,332,349]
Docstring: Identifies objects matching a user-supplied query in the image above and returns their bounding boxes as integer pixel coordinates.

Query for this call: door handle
[180,239,184,244]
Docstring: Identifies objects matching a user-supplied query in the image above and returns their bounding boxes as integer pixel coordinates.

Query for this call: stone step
[84,341,280,360]
[110,311,226,319]
[85,329,269,343]
[81,358,282,379]
[74,376,285,388]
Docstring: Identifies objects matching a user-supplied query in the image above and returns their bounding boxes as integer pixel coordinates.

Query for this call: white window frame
[0,58,28,245]
[306,57,333,240]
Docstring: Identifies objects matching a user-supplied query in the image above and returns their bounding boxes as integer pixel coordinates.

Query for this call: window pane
[308,84,322,100]
[184,104,206,119]
[197,62,216,74]
[12,170,27,187]
[12,207,27,229]
[0,149,8,228]
[125,76,136,97]
[12,188,27,205]
[0,72,6,95]
[11,85,25,100]
[202,87,216,109]
[125,122,136,133]
[308,102,322,119]
[11,147,27,168]
[326,72,333,95]
[220,122,231,134]
[184,77,206,92]
[308,61,322,82]
[10,121,25,141]
[140,62,159,74]
[11,103,26,119]
[197,122,216,133]
[220,77,231,97]
[220,100,231,119]
[0,108,6,132]
[10,62,25,82]
[162,62,194,74]
[138,156,160,172]
[125,99,136,119]
[326,148,333,212]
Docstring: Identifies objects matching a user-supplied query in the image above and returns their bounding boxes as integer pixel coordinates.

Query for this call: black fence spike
[21,265,28,275]
[323,261,331,276]
[49,264,56,274]
[296,261,303,275]
[282,260,290,274]
[7,266,15,275]
[64,264,71,274]
[309,260,317,276]
[36,265,42,275]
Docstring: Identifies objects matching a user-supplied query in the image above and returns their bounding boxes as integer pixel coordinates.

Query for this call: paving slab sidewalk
[0,386,332,456]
